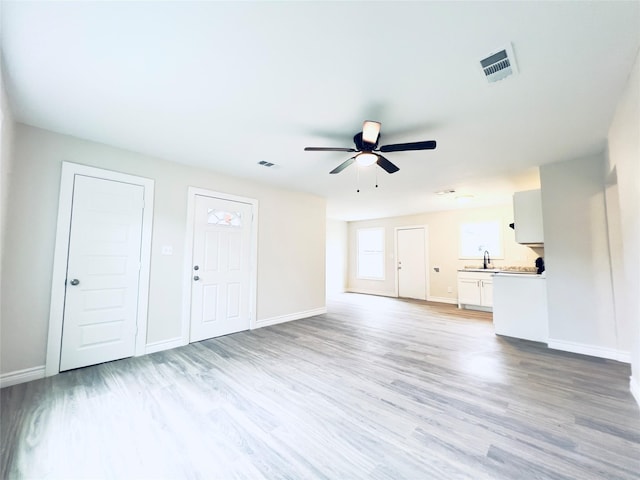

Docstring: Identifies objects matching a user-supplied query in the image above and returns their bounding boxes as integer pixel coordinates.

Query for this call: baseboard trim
[1,365,46,389]
[427,296,458,305]
[459,304,493,313]
[630,376,640,408]
[255,307,327,329]
[145,337,186,355]
[346,288,396,298]
[547,338,630,363]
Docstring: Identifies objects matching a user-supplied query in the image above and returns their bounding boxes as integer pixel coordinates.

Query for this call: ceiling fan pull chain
[375,167,379,188]
[356,164,360,193]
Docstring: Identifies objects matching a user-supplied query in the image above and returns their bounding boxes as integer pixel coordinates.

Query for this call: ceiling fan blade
[379,140,436,152]
[305,147,357,152]
[362,120,381,144]
[330,157,355,174]
[376,155,399,174]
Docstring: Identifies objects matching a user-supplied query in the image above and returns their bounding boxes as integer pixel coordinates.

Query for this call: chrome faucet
[483,250,491,269]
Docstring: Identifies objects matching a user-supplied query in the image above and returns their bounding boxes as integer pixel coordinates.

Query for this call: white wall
[0,67,15,310]
[347,204,542,301]
[604,174,628,352]
[607,47,640,400]
[1,124,326,375]
[326,219,348,295]
[540,154,621,358]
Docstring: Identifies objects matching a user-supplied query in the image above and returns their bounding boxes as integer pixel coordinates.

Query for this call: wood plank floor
[2,293,639,479]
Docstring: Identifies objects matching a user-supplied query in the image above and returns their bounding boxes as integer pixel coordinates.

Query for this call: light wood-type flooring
[2,293,639,479]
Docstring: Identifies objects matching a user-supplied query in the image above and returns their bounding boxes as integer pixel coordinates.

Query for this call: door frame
[181,187,259,344]
[45,162,154,377]
[394,225,430,299]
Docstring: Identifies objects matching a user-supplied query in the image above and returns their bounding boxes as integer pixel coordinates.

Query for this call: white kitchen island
[492,272,548,343]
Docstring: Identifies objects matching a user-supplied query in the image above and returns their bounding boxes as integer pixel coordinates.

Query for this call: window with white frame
[459,221,503,258]
[357,227,385,280]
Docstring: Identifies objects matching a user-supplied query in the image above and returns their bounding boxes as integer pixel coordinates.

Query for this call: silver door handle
[70,279,80,286]
[193,276,200,281]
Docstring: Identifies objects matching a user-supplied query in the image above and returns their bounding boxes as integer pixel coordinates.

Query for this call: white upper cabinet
[513,189,544,245]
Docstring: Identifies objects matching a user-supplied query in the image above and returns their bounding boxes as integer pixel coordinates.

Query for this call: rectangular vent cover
[480,43,518,83]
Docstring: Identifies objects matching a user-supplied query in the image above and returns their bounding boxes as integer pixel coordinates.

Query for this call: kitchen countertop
[459,266,539,275]
[458,268,501,272]
[493,271,545,278]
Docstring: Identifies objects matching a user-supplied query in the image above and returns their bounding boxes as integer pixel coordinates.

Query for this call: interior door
[190,194,253,342]
[397,227,427,300]
[60,175,145,371]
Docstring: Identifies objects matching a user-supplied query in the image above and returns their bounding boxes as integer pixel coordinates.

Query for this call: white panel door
[190,195,253,342]
[60,175,145,371]
[397,228,427,300]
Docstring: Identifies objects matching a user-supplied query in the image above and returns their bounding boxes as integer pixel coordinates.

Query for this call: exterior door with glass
[190,194,254,342]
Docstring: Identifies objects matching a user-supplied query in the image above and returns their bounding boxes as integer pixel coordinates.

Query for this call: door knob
[70,279,80,286]
[194,265,199,271]
[193,275,200,281]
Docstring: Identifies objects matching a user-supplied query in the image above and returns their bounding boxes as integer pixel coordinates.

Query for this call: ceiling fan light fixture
[362,120,381,144]
[356,152,378,167]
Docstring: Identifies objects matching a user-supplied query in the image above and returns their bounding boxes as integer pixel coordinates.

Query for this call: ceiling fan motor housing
[354,132,377,151]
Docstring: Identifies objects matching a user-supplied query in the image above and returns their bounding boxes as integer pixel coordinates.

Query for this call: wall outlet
[447,286,453,293]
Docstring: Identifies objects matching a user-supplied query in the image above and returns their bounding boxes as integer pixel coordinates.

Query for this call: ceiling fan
[304,121,436,174]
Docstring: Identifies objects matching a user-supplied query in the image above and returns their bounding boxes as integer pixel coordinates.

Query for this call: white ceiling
[1,1,639,220]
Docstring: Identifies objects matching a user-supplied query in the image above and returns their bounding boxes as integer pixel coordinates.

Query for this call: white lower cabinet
[457,271,494,310]
[493,274,547,343]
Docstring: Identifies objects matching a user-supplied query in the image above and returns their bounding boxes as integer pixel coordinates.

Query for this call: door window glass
[207,209,242,227]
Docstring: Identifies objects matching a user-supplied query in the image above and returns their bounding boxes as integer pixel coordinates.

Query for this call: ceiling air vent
[258,160,275,167]
[480,43,518,83]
